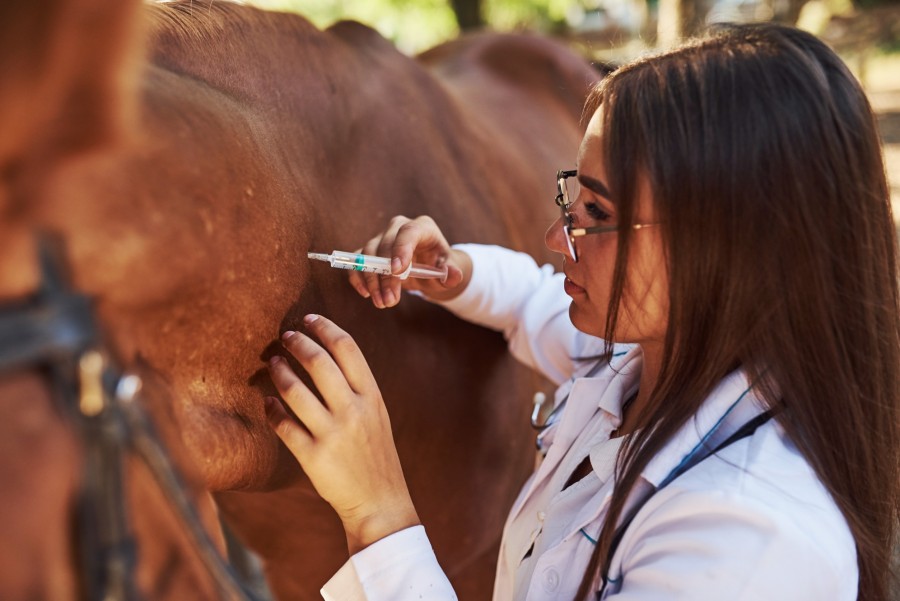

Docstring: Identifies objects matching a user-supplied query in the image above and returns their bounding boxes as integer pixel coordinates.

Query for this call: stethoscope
[530,358,618,454]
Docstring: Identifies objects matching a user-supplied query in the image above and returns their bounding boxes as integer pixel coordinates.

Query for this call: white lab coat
[321,244,857,601]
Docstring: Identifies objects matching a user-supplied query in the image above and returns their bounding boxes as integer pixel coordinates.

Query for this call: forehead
[576,108,605,174]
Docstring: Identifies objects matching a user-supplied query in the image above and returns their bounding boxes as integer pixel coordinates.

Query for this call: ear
[0,0,143,170]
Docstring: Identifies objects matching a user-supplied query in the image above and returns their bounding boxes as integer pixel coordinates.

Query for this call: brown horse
[3,1,599,598]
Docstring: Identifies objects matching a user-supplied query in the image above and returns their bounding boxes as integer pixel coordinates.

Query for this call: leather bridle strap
[0,238,269,601]
[0,242,96,374]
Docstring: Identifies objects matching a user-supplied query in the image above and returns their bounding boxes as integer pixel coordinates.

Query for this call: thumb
[442,263,464,289]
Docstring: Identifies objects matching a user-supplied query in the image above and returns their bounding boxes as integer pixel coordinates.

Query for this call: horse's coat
[3,2,599,598]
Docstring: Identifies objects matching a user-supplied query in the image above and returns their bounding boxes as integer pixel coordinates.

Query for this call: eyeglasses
[555,169,659,262]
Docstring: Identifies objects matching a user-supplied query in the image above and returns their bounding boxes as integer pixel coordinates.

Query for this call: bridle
[0,238,269,601]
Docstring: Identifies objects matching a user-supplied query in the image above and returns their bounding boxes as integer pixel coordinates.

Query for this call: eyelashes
[585,202,613,222]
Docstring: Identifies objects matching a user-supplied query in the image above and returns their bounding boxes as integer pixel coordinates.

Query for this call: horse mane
[146,1,296,44]
[142,0,411,112]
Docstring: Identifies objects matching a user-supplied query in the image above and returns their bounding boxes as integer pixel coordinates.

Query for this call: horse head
[0,0,232,598]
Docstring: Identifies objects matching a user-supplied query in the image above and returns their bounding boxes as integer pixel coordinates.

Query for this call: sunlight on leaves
[245,0,460,54]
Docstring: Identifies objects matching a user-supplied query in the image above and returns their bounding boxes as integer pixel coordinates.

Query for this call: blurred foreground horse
[0,1,228,599]
[1,1,599,598]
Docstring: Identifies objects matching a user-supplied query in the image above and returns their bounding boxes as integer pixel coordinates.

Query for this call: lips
[563,275,586,296]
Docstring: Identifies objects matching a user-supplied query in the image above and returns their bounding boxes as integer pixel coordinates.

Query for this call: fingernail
[281,330,296,341]
[263,396,281,416]
[303,314,320,325]
[391,257,402,273]
[351,280,371,298]
[269,355,282,365]
[441,267,458,287]
[383,289,395,306]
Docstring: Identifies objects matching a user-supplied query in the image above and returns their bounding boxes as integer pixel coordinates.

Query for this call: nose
[545,215,573,261]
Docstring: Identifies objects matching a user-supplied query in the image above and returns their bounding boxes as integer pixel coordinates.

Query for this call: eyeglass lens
[558,173,579,261]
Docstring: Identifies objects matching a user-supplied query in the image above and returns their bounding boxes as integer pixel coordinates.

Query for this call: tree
[657,0,705,46]
[450,0,484,29]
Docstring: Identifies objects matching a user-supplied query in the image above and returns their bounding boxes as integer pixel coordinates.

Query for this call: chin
[568,302,606,338]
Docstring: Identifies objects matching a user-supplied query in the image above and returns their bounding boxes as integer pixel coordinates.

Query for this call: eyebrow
[577,174,612,201]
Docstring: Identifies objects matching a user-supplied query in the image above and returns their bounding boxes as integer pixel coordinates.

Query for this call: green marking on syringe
[354,254,365,271]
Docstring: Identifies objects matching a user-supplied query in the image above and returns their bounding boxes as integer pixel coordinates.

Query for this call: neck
[618,341,663,436]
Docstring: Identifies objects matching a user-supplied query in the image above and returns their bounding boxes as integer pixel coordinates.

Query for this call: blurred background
[247,0,899,244]
[244,0,899,59]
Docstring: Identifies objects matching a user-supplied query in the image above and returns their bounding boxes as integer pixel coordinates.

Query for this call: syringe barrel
[328,250,447,282]
[330,250,392,274]
[407,264,448,282]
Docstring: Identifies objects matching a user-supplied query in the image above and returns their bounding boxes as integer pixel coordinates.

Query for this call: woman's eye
[585,203,612,222]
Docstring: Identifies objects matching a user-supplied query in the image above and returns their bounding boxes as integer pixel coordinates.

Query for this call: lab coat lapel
[509,349,641,524]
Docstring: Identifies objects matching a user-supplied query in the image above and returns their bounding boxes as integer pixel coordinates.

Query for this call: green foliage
[855,0,900,7]
[247,0,459,53]
[485,0,573,32]
[246,0,577,53]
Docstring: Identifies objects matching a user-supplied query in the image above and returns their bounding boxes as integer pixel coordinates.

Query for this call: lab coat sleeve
[427,244,585,386]
[606,488,858,601]
[320,526,458,601]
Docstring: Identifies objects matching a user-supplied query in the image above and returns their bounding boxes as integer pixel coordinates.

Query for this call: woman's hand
[349,215,473,308]
[264,314,419,554]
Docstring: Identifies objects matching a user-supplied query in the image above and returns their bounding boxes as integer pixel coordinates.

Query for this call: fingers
[263,395,313,455]
[444,262,464,289]
[347,216,452,309]
[350,227,403,309]
[375,216,412,307]
[384,217,422,276]
[389,218,428,277]
[281,314,376,398]
[265,314,380,456]
[267,355,331,433]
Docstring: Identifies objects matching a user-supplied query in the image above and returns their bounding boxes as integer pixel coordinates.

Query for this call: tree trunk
[449,0,484,31]
[783,0,809,24]
[657,0,706,46]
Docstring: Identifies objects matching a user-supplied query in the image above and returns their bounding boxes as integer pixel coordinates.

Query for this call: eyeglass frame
[555,169,658,262]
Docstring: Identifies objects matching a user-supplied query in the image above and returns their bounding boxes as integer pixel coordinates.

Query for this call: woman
[264,24,899,600]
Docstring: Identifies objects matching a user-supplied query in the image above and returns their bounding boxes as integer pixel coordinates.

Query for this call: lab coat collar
[594,344,642,423]
[639,368,770,487]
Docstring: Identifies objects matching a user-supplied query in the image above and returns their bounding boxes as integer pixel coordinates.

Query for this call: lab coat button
[542,567,560,592]
[537,511,546,522]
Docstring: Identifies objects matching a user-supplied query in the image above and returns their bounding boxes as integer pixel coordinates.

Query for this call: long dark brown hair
[577,24,900,600]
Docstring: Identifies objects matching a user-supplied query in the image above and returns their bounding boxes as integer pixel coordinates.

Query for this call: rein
[0,238,269,601]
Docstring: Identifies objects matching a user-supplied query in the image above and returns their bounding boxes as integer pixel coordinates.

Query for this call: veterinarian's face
[545,108,668,346]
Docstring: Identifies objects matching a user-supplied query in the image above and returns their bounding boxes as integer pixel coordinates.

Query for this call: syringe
[308,250,448,283]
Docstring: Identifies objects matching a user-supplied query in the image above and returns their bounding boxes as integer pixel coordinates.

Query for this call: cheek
[622,248,669,340]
